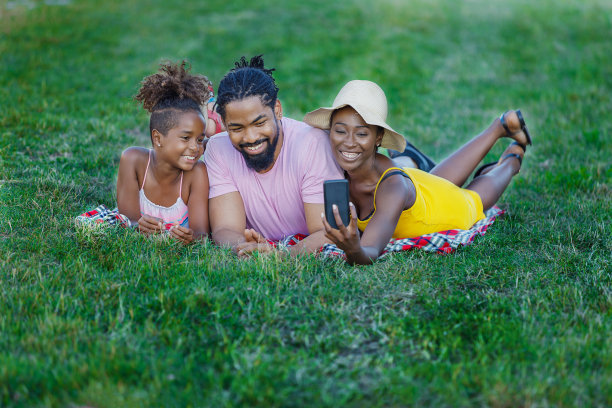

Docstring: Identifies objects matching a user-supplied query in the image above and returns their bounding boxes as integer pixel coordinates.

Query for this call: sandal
[500,110,532,150]
[388,141,437,172]
[473,141,524,178]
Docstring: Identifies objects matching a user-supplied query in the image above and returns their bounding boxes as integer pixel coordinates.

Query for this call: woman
[304,80,531,264]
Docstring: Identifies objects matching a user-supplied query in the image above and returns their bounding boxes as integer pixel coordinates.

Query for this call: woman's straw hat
[303,80,407,152]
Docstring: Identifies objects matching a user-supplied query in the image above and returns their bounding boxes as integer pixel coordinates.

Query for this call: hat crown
[332,80,388,122]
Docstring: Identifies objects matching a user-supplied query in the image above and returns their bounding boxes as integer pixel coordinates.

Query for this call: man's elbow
[210,226,244,247]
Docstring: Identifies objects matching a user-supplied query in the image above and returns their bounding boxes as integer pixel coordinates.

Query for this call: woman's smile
[339,151,361,161]
[329,106,382,171]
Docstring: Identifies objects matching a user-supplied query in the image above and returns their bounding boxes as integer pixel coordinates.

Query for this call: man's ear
[274,99,283,120]
[152,129,163,147]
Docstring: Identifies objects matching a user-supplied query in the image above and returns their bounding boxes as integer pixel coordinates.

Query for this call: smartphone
[323,179,350,229]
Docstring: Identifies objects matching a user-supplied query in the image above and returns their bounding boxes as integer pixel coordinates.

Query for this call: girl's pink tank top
[139,151,189,228]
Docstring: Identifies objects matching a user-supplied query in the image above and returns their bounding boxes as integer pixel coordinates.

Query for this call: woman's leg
[465,142,524,210]
[430,110,529,187]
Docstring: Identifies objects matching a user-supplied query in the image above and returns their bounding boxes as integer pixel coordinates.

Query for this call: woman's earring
[157,144,161,147]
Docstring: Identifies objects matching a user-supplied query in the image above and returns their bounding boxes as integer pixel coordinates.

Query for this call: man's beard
[240,121,280,172]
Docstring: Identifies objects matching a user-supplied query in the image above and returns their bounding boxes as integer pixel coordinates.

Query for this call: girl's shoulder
[118,147,150,182]
[183,160,208,184]
[182,161,209,203]
[120,146,150,164]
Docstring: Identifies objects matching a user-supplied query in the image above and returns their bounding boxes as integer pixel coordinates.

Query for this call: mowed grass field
[1,0,611,406]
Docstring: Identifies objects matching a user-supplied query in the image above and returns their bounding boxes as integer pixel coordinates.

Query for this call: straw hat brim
[304,103,407,152]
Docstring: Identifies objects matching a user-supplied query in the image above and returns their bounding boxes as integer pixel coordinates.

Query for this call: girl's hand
[138,215,165,234]
[170,225,194,244]
[321,202,362,256]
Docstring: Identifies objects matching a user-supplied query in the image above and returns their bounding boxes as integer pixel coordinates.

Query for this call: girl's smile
[156,111,206,171]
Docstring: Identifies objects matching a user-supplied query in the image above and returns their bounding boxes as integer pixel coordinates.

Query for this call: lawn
[1,0,611,406]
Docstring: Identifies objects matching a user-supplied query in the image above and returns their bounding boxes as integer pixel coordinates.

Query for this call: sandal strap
[500,152,522,166]
[500,111,513,136]
[510,140,527,152]
[473,161,497,179]
[516,109,533,146]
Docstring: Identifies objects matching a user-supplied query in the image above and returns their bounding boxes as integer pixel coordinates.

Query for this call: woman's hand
[321,202,363,258]
[138,215,165,235]
[170,225,194,244]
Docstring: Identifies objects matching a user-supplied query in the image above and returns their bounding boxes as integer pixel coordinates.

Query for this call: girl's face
[155,111,206,170]
[329,106,382,172]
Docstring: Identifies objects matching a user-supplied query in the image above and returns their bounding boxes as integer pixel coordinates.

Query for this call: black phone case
[323,179,349,229]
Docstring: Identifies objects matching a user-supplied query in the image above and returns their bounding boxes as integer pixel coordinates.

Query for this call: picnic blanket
[317,206,505,258]
[76,205,504,258]
[75,204,139,229]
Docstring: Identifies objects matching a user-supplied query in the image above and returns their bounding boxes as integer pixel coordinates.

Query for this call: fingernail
[333,204,337,210]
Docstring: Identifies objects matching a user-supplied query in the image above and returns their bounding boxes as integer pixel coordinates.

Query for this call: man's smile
[241,139,268,154]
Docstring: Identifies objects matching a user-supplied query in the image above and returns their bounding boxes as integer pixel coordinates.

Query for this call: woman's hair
[215,55,279,119]
[134,61,212,137]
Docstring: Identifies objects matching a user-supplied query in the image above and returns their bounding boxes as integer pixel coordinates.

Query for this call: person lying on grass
[304,80,532,264]
[205,55,437,257]
[116,61,211,243]
[204,55,343,256]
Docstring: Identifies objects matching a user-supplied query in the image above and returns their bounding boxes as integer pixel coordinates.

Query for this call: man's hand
[244,228,268,244]
[236,228,276,258]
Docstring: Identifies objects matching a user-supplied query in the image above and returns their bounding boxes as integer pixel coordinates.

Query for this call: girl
[304,80,532,264]
[116,61,211,243]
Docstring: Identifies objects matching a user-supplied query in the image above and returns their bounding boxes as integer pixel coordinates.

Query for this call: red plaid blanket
[318,206,505,259]
[76,205,504,259]
[75,204,132,228]
[76,204,182,231]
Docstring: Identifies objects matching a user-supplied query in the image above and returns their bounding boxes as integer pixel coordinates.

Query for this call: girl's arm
[323,174,415,265]
[172,161,209,242]
[116,147,148,225]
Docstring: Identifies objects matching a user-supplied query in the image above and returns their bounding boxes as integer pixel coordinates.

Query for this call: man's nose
[244,127,261,143]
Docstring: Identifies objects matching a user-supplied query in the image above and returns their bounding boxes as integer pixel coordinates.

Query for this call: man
[204,56,343,256]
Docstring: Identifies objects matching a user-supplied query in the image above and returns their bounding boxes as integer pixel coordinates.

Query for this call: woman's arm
[323,174,415,264]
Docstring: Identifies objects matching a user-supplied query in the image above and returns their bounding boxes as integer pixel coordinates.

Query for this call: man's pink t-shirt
[205,117,343,241]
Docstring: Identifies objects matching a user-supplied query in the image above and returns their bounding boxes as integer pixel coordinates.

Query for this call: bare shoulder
[120,146,150,165]
[184,161,209,186]
[375,163,415,205]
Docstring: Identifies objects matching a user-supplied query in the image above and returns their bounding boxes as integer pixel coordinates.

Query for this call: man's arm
[209,191,248,250]
[237,202,330,257]
[286,202,330,255]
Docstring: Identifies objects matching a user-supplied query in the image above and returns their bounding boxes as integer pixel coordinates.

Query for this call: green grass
[1,0,611,406]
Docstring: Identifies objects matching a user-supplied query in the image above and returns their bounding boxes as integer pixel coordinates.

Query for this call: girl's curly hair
[134,61,213,137]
